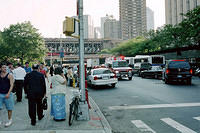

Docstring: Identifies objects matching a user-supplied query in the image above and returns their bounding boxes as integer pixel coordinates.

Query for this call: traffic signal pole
[78,0,85,102]
[63,0,89,120]
[77,0,90,120]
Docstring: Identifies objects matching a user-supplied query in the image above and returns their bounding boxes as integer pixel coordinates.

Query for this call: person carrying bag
[50,67,67,121]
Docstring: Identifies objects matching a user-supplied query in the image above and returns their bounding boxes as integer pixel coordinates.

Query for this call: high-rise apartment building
[104,19,120,39]
[101,14,113,38]
[119,0,147,40]
[73,15,94,39]
[146,7,155,31]
[165,0,200,25]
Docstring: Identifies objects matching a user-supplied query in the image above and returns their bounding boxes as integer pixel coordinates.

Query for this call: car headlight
[115,71,119,73]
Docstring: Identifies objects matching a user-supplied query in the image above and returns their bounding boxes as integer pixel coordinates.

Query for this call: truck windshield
[112,61,128,68]
[152,57,164,64]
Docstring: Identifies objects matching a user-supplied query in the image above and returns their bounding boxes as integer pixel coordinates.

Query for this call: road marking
[161,118,196,133]
[193,116,200,121]
[131,120,156,133]
[108,102,200,110]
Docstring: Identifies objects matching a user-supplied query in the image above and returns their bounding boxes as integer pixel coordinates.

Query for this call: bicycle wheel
[68,102,76,126]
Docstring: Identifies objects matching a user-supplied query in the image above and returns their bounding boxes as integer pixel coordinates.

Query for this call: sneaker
[5,119,12,127]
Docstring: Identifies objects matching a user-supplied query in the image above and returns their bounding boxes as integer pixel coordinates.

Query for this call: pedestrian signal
[63,17,75,36]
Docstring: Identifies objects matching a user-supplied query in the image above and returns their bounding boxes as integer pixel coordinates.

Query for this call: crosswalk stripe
[131,120,156,133]
[108,102,200,110]
[161,118,196,133]
[193,117,200,121]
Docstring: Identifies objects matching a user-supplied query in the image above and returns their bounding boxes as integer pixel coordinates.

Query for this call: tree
[111,36,147,56]
[179,6,200,46]
[1,21,46,64]
[0,32,10,61]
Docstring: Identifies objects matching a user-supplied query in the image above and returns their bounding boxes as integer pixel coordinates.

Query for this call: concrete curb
[89,96,112,133]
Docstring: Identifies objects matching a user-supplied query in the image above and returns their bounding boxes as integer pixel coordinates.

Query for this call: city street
[88,76,200,133]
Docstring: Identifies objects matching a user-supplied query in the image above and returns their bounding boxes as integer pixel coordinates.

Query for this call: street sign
[60,48,64,58]
[60,52,64,58]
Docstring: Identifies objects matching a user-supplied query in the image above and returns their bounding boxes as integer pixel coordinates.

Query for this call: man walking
[13,63,26,102]
[24,64,46,126]
[24,62,32,73]
[0,63,14,127]
[24,62,32,97]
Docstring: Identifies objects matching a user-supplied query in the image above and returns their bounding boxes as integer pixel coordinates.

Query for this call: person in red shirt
[39,65,49,82]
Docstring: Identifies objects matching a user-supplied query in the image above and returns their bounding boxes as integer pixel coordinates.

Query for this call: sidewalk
[0,79,112,133]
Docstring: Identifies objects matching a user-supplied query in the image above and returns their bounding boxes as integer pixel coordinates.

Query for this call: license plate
[177,75,182,78]
[103,76,109,79]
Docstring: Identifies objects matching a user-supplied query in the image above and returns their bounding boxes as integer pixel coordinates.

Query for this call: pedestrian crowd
[0,62,76,127]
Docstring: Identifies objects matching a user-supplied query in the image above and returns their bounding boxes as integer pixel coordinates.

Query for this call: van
[163,60,193,84]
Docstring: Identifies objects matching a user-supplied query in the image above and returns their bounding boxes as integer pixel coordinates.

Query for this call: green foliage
[1,21,46,64]
[99,49,111,54]
[179,6,200,45]
[111,6,200,56]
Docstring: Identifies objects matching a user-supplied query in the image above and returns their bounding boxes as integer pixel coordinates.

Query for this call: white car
[87,68,118,88]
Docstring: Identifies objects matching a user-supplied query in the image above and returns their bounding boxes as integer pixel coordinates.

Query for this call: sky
[0,0,165,38]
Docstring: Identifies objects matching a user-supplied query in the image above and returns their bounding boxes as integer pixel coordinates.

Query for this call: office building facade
[101,15,114,38]
[146,7,155,31]
[104,18,120,39]
[165,0,200,25]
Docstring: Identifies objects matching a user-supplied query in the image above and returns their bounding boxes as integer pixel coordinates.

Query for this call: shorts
[0,93,14,110]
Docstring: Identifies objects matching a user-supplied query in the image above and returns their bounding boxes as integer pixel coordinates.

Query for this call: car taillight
[190,69,193,74]
[166,69,169,74]
[94,76,98,80]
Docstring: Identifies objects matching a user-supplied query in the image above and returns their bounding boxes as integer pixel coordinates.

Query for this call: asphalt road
[88,76,200,133]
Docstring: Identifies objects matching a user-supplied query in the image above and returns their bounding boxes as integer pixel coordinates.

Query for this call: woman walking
[50,67,67,121]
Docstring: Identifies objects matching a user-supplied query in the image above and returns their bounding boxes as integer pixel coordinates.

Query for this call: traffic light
[63,17,75,36]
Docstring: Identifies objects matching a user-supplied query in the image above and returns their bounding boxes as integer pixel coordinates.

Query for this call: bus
[133,55,165,66]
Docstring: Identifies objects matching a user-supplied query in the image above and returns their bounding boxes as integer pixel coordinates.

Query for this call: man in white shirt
[13,63,26,102]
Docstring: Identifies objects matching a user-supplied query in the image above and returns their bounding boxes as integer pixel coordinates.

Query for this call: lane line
[161,118,196,133]
[193,116,200,121]
[131,120,156,133]
[108,103,200,110]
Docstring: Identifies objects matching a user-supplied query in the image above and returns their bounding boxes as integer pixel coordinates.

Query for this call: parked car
[132,62,152,76]
[87,68,118,88]
[162,60,193,84]
[141,66,163,79]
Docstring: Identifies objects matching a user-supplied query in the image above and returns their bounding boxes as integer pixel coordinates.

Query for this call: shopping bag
[42,97,48,110]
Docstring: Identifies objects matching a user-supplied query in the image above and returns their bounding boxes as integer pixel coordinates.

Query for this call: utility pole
[77,0,89,120]
[78,0,85,102]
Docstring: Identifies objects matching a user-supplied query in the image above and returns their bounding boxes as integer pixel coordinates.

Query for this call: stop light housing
[63,17,75,36]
